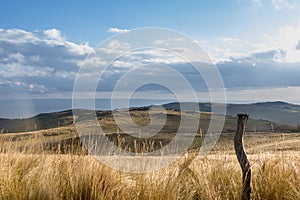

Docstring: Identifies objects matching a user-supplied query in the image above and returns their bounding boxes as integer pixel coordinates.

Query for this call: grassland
[0,150,300,199]
[1,126,300,199]
[1,108,300,199]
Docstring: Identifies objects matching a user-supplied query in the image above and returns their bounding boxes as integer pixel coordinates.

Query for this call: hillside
[162,101,300,126]
[0,104,295,134]
[0,110,74,133]
[0,107,297,155]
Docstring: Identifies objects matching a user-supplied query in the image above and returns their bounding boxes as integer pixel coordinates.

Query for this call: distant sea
[0,99,173,119]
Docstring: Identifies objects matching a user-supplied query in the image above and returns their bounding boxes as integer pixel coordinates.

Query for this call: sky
[1,0,300,117]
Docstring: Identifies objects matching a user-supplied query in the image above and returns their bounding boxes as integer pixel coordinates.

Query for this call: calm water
[0,99,173,119]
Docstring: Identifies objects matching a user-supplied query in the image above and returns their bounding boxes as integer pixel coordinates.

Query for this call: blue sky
[1,0,300,114]
[1,0,299,45]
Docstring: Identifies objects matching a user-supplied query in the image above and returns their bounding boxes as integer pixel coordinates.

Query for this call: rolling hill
[162,101,300,126]
[0,102,297,133]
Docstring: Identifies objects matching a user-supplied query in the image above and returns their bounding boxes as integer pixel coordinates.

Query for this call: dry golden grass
[1,129,300,199]
[212,132,300,154]
[0,151,299,199]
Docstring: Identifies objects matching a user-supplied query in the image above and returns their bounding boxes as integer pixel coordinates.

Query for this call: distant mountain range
[0,101,299,133]
[162,101,300,126]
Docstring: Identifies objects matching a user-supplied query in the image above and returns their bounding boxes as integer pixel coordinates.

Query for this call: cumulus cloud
[89,44,300,94]
[0,28,94,95]
[248,49,286,63]
[1,27,300,101]
[43,28,64,41]
[98,40,131,55]
[0,28,39,43]
[107,27,130,33]
[253,20,300,62]
[202,19,300,63]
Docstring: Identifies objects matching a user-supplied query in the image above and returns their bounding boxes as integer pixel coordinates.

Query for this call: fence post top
[237,113,249,120]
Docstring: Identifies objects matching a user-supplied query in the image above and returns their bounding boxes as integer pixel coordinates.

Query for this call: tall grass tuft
[0,151,299,199]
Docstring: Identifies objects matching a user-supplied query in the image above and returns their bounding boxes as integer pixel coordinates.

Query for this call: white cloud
[1,62,55,77]
[81,56,107,68]
[29,55,41,62]
[1,26,299,99]
[98,40,131,56]
[271,0,297,11]
[226,49,287,65]
[0,28,95,95]
[0,28,39,43]
[0,78,47,94]
[124,49,185,65]
[28,83,47,93]
[253,19,300,62]
[200,18,300,63]
[55,70,76,79]
[112,60,135,68]
[108,40,130,49]
[107,27,130,33]
[43,28,64,41]
[3,53,26,63]
[65,41,94,55]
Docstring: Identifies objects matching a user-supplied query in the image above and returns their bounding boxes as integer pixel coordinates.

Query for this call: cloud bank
[0,27,299,103]
[0,28,93,97]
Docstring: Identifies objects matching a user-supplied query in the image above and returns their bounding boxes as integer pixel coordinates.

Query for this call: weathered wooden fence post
[234,114,251,200]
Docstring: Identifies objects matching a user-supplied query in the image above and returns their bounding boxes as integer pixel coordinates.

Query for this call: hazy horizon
[1,98,300,119]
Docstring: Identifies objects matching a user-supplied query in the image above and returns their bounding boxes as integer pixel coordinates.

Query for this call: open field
[1,124,300,154]
[1,107,300,199]
[1,106,297,133]
[0,127,300,199]
[0,151,300,199]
